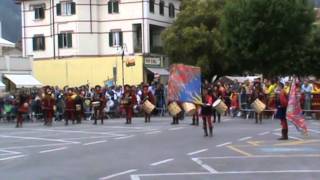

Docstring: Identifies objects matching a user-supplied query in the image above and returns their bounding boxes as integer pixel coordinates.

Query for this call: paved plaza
[0,117,319,180]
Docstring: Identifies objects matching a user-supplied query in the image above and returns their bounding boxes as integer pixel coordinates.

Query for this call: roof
[147,67,169,76]
[4,74,42,88]
[0,37,15,48]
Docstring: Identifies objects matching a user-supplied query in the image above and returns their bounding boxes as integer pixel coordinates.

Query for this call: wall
[33,55,144,87]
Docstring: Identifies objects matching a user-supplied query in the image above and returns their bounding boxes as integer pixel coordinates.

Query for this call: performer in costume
[212,86,221,123]
[201,88,213,137]
[65,88,76,125]
[141,84,155,123]
[275,82,289,140]
[92,85,106,125]
[121,85,136,124]
[191,104,200,126]
[251,83,265,124]
[16,92,29,128]
[74,90,84,124]
[42,87,55,126]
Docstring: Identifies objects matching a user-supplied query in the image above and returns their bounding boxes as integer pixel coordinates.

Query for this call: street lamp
[117,44,127,87]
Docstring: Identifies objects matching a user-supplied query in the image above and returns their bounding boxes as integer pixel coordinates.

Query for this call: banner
[286,79,308,135]
[168,64,202,104]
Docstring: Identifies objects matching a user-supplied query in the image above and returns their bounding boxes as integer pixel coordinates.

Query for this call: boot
[278,129,288,140]
[203,128,208,137]
[209,127,213,137]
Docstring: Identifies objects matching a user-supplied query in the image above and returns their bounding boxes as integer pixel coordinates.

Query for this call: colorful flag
[168,64,202,104]
[286,79,308,135]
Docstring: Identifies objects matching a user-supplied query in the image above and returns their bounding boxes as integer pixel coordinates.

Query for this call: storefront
[144,56,169,84]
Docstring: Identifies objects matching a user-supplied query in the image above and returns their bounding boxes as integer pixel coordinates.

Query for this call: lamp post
[117,44,126,87]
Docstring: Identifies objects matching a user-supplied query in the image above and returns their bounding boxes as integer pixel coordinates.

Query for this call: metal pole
[122,47,125,86]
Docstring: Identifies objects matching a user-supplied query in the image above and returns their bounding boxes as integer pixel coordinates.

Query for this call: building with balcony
[19,0,180,87]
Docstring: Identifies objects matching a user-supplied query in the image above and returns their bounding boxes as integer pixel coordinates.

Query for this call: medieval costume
[121,85,137,124]
[201,89,213,137]
[65,88,76,125]
[141,85,155,123]
[42,87,55,126]
[92,85,106,125]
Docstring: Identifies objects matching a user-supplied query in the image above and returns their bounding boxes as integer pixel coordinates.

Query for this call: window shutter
[41,36,45,50]
[114,1,119,13]
[108,1,112,14]
[56,3,61,16]
[71,2,76,15]
[119,31,123,47]
[58,34,63,48]
[40,8,45,19]
[67,33,72,48]
[109,32,113,47]
[149,0,154,13]
[32,37,37,51]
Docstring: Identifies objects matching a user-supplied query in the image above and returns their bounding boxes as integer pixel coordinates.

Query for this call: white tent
[225,75,262,83]
[0,37,14,48]
[4,74,42,88]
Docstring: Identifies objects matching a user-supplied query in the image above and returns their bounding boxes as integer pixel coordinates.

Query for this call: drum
[92,101,100,107]
[251,99,266,114]
[212,99,228,114]
[168,102,182,117]
[76,104,81,111]
[142,100,155,114]
[84,99,91,106]
[182,102,196,116]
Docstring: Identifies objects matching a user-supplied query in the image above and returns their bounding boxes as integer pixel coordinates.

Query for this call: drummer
[201,88,214,137]
[141,84,155,123]
[251,82,265,124]
[92,85,106,125]
[64,88,76,125]
[121,85,137,124]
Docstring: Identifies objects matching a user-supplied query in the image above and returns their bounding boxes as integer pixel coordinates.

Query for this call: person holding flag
[275,82,289,140]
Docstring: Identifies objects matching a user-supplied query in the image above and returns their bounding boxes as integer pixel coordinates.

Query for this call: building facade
[20,0,180,87]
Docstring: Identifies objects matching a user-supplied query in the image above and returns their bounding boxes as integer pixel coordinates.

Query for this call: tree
[222,0,316,76]
[162,0,229,79]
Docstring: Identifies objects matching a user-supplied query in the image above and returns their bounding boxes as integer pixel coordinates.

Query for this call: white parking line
[150,158,174,166]
[145,131,162,135]
[216,142,232,147]
[0,135,80,144]
[258,131,270,136]
[273,128,282,132]
[308,129,320,134]
[0,149,21,156]
[114,135,135,140]
[39,147,67,154]
[187,149,208,156]
[0,155,26,161]
[27,128,126,137]
[1,143,74,150]
[99,169,138,180]
[192,158,218,174]
[238,137,252,141]
[83,140,107,146]
[169,127,186,131]
[131,172,211,180]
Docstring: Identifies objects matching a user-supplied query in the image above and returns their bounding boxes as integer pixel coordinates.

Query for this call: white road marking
[192,158,218,174]
[238,137,252,141]
[145,131,162,135]
[99,169,138,180]
[0,155,26,161]
[114,135,135,140]
[272,133,304,141]
[83,140,107,146]
[0,135,80,144]
[27,128,126,137]
[65,136,112,140]
[216,142,232,147]
[273,128,282,131]
[39,147,67,154]
[150,158,174,166]
[1,143,74,150]
[258,131,270,136]
[131,172,211,180]
[169,127,186,131]
[308,129,320,134]
[197,154,320,160]
[187,149,208,156]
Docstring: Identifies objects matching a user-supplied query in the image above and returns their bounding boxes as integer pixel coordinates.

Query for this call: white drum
[251,99,266,114]
[182,102,196,116]
[212,99,228,114]
[142,100,156,114]
[168,102,182,117]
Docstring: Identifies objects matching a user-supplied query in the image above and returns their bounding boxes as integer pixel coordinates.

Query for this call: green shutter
[56,3,61,16]
[40,8,45,19]
[114,1,119,13]
[109,32,113,47]
[58,34,63,48]
[67,33,72,48]
[71,2,76,15]
[32,37,37,51]
[41,36,45,50]
[108,1,112,14]
[119,32,123,47]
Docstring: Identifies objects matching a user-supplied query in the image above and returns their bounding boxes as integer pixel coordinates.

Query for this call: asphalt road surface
[0,116,319,180]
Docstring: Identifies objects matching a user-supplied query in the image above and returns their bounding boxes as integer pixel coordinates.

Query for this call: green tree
[222,0,315,76]
[162,0,229,78]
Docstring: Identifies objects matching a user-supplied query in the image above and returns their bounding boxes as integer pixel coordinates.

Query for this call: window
[169,3,175,18]
[149,0,155,13]
[108,0,119,14]
[32,35,45,51]
[33,4,45,20]
[58,32,73,48]
[56,1,76,16]
[109,31,123,47]
[159,1,164,16]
